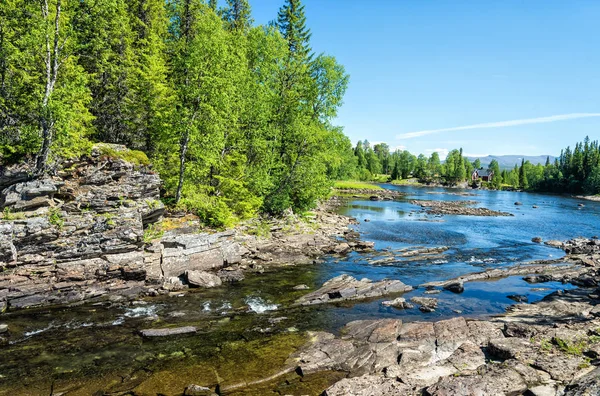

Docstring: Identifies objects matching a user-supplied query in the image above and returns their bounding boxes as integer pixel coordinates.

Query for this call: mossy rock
[92,143,150,166]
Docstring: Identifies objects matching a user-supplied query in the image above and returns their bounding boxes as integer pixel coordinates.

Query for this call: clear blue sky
[247,0,600,158]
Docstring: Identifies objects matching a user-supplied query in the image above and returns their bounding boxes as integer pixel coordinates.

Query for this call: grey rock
[532,353,585,382]
[324,374,414,396]
[507,294,529,303]
[545,240,564,248]
[564,367,600,395]
[381,297,414,309]
[446,341,485,371]
[183,384,217,396]
[488,337,535,360]
[294,274,412,306]
[0,324,7,333]
[186,270,222,288]
[139,326,197,337]
[217,268,245,282]
[425,364,527,396]
[410,296,438,312]
[293,284,310,290]
[466,321,504,347]
[443,281,464,294]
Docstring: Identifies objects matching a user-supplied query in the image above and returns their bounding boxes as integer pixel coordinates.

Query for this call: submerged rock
[532,237,543,243]
[139,326,197,337]
[183,384,217,396]
[507,294,529,303]
[0,324,7,333]
[410,297,438,312]
[381,297,414,309]
[293,274,413,306]
[443,281,464,294]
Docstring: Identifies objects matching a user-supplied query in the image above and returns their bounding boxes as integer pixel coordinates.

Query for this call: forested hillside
[0,0,357,226]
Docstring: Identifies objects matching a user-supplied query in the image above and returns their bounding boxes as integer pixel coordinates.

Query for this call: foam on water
[245,296,278,314]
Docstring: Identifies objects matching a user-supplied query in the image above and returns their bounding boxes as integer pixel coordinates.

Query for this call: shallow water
[1,186,599,394]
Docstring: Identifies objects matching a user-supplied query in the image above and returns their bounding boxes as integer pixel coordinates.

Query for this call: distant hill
[465,155,555,170]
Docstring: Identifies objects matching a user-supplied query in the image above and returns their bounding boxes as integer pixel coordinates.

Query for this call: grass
[391,178,422,186]
[333,181,384,190]
[96,143,150,166]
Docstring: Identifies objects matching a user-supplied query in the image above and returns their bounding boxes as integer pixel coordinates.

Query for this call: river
[1,186,599,395]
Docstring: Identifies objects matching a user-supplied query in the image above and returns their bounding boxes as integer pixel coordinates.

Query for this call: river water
[1,186,599,395]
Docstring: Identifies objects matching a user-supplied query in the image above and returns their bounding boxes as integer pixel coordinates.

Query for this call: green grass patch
[391,178,422,186]
[333,181,383,190]
[96,144,150,166]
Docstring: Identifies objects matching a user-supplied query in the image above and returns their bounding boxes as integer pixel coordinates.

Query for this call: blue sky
[248,0,600,158]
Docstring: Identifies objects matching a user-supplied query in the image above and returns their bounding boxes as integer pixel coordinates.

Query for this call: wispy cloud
[425,148,449,158]
[397,113,600,139]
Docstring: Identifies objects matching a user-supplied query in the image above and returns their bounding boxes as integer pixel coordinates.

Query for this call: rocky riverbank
[412,199,514,217]
[0,145,369,313]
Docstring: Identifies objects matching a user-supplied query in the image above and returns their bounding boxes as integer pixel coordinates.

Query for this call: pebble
[0,324,8,334]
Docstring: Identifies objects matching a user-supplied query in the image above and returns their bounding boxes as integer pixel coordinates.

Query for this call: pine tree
[223,0,253,32]
[277,0,312,62]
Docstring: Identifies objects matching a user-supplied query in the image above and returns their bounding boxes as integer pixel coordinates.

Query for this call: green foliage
[1,207,25,220]
[48,207,64,229]
[333,181,383,190]
[143,224,164,244]
[553,337,586,356]
[96,144,150,165]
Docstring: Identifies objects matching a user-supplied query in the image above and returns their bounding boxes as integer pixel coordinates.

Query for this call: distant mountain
[465,155,555,170]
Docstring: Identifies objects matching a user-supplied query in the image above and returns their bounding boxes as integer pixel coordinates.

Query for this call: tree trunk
[175,131,189,204]
[36,0,61,174]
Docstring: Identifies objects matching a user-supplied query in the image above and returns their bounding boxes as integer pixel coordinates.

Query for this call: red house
[472,168,494,182]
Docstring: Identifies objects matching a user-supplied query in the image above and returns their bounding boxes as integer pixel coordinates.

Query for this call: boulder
[443,281,464,294]
[544,240,564,248]
[186,270,222,288]
[381,297,414,309]
[532,237,543,243]
[217,268,245,282]
[294,274,412,306]
[410,297,438,313]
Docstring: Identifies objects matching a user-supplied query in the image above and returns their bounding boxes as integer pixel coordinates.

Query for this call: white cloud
[396,113,600,139]
[392,145,407,152]
[425,148,449,158]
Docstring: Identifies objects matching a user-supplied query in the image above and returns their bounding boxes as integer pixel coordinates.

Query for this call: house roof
[475,168,493,177]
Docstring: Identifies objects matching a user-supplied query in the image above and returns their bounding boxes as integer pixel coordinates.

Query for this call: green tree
[519,158,529,189]
[223,0,253,33]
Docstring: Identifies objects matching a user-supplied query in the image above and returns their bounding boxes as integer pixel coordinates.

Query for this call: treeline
[349,137,600,195]
[351,141,495,186]
[0,0,356,225]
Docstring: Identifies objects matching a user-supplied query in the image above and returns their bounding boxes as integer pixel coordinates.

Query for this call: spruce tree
[277,0,312,61]
[223,0,253,32]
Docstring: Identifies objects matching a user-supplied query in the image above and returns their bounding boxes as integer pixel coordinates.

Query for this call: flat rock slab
[139,326,197,337]
[323,374,415,396]
[294,274,412,306]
